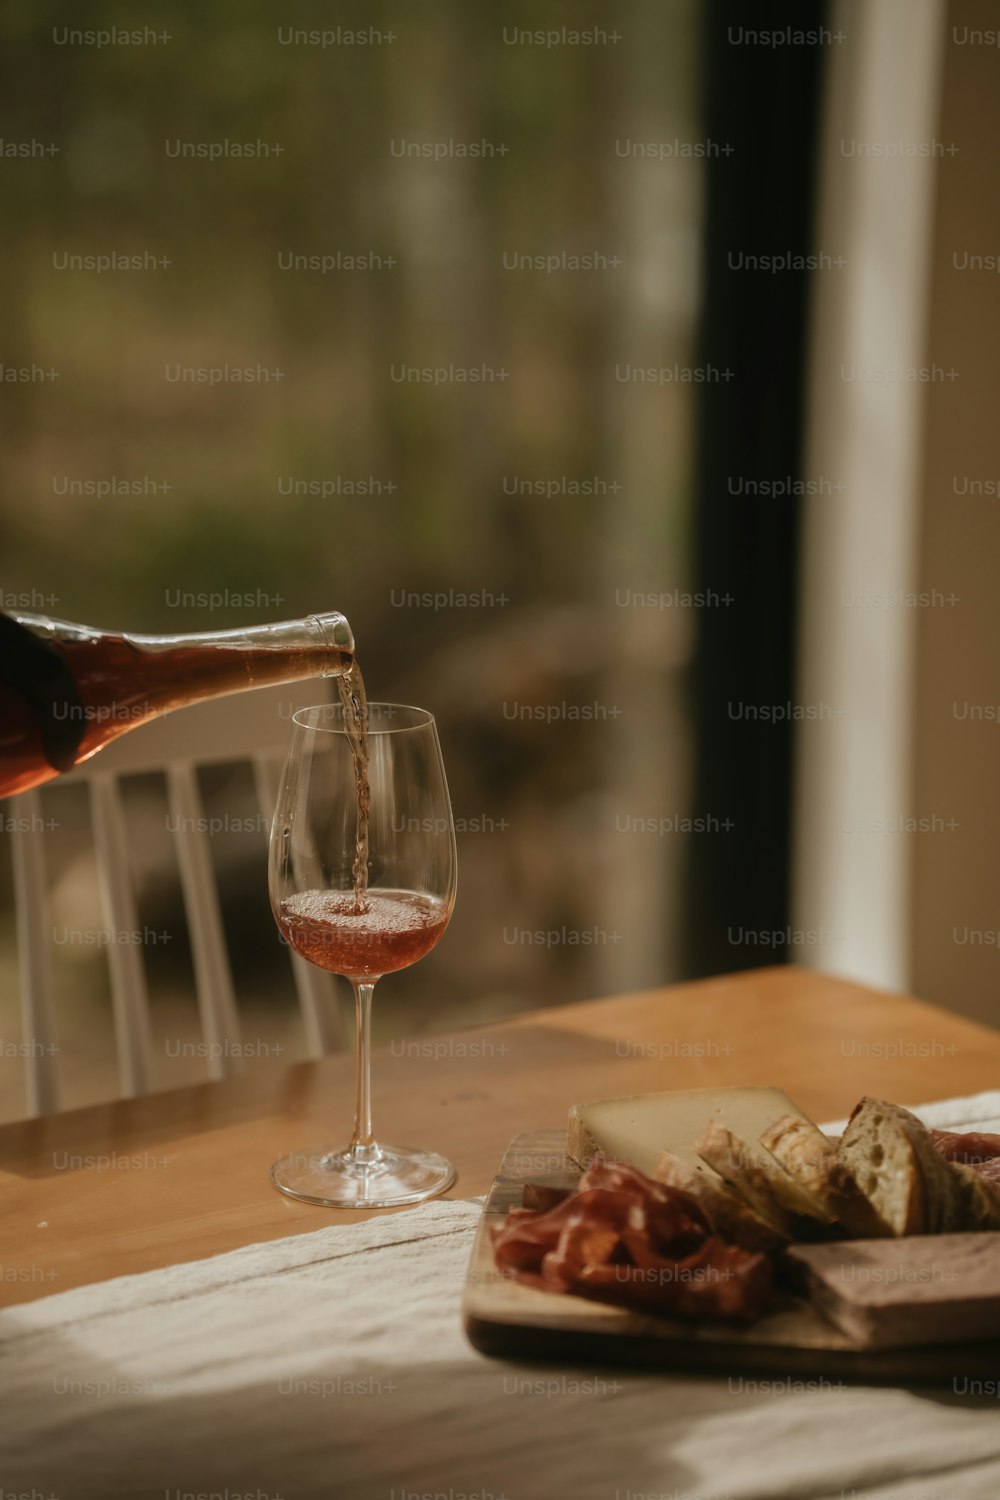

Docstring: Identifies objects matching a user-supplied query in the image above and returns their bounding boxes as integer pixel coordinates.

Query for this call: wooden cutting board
[462,1131,1000,1383]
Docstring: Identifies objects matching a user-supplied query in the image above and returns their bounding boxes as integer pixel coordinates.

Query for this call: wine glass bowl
[268,701,457,1207]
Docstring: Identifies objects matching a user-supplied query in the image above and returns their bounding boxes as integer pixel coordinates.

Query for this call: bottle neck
[11,608,356,726]
[121,610,356,712]
[13,610,354,677]
[122,611,355,674]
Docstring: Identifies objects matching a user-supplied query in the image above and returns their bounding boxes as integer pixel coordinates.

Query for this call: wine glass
[268,701,457,1207]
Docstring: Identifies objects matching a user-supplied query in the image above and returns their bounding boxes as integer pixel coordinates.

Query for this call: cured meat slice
[929,1129,1000,1190]
[580,1236,774,1322]
[492,1154,773,1322]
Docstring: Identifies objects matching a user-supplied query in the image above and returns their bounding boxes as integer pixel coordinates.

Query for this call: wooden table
[3,965,1000,1307]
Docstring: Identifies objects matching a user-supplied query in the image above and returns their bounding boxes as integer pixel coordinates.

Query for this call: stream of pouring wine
[336,662,371,912]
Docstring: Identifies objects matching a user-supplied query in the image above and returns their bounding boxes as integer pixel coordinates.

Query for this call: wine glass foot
[270,1143,455,1208]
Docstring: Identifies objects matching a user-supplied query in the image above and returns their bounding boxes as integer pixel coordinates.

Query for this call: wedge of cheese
[567,1086,812,1178]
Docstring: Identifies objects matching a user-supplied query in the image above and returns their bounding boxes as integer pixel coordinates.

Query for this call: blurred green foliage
[0,0,702,1108]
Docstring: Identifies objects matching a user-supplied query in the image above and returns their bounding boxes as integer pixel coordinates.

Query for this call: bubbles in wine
[279,888,449,978]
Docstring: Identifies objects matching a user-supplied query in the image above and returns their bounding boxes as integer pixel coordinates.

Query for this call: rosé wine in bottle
[0,609,353,798]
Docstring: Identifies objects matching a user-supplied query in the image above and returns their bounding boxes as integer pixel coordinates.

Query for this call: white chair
[7,680,339,1116]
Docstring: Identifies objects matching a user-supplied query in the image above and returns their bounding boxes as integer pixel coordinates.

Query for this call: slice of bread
[694,1121,838,1241]
[835,1096,999,1236]
[760,1114,893,1239]
[655,1149,787,1255]
[837,1098,931,1234]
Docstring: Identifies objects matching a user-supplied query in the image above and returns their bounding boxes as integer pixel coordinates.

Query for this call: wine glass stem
[347,980,378,1163]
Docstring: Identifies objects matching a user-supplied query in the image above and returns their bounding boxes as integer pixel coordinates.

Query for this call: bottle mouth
[310,611,355,655]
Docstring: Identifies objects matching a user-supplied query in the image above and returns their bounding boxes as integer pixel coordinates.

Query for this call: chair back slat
[88,775,155,1097]
[9,791,61,1115]
[166,762,242,1079]
[253,751,342,1056]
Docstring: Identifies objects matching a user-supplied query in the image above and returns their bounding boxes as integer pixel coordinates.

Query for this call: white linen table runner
[3,1092,1000,1500]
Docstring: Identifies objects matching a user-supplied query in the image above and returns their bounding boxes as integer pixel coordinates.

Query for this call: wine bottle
[0,610,354,798]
